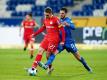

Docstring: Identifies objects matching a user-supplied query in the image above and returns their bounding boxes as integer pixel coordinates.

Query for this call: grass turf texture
[0,49,107,80]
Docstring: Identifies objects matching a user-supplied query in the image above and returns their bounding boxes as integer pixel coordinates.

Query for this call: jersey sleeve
[67,18,75,30]
[55,17,63,28]
[59,27,65,43]
[33,23,46,37]
[55,17,65,42]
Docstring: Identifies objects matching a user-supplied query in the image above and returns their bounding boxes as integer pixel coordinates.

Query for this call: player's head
[60,7,68,19]
[44,7,53,18]
[25,13,32,20]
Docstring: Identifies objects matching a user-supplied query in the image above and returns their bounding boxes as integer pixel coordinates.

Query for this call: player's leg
[46,44,65,74]
[24,40,29,51]
[32,47,45,70]
[29,38,35,59]
[46,52,52,69]
[45,51,54,74]
[66,43,92,72]
[38,43,64,70]
[73,51,92,72]
[26,47,45,75]
[45,43,64,67]
[32,38,48,70]
[38,51,56,70]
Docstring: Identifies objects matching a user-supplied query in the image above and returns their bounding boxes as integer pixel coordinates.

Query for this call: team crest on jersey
[50,21,53,24]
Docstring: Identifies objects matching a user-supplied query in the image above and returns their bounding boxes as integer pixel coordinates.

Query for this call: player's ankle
[32,67,35,70]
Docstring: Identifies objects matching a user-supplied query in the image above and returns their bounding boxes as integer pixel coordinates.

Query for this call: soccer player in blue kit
[38,7,92,74]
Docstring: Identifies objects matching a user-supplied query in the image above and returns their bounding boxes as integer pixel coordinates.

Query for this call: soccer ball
[27,68,37,76]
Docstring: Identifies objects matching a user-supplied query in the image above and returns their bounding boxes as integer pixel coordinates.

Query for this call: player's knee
[46,52,50,59]
[74,52,81,61]
[38,47,44,54]
[30,40,34,45]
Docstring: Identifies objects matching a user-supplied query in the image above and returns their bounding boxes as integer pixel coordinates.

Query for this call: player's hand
[60,42,64,46]
[62,22,70,26]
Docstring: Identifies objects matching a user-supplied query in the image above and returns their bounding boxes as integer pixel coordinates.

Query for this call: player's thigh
[47,41,59,53]
[38,47,45,55]
[24,35,30,45]
[28,38,35,47]
[24,38,29,45]
[40,38,49,51]
[65,43,78,54]
[46,51,51,59]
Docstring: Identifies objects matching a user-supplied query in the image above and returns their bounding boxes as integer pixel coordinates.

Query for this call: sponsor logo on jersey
[46,26,54,28]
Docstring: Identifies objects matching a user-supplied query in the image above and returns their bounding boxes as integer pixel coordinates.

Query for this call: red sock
[32,54,42,68]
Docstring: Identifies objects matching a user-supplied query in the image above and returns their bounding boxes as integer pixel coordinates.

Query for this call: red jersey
[22,20,36,39]
[34,16,65,42]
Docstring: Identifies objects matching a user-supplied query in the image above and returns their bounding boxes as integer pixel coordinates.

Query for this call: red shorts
[24,35,35,44]
[40,37,59,53]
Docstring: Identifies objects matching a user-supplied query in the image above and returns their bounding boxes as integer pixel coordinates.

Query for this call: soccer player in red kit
[20,13,38,59]
[28,7,65,72]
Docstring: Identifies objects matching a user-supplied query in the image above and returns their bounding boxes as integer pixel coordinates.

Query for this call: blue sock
[45,54,55,66]
[79,57,91,71]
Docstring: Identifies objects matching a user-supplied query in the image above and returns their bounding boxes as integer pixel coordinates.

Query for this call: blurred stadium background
[0,0,107,80]
[0,0,107,49]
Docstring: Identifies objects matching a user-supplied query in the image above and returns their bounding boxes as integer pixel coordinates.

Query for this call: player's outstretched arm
[33,25,46,37]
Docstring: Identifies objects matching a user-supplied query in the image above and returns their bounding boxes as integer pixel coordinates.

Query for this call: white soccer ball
[28,68,37,76]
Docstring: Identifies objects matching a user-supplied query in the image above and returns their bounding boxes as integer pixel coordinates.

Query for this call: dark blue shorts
[57,42,78,54]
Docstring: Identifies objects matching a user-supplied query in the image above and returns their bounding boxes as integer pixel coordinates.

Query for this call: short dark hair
[27,13,32,17]
[44,7,52,13]
[60,7,68,13]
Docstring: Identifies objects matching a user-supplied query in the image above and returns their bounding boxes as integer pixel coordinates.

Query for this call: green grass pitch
[0,49,107,80]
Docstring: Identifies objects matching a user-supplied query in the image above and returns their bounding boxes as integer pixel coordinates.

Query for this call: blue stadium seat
[47,0,62,7]
[93,3,103,9]
[104,11,107,16]
[92,0,106,5]
[72,10,93,16]
[11,12,17,17]
[6,0,73,17]
[82,11,93,16]
[32,6,45,16]
[72,11,83,16]
[6,5,16,11]
[82,5,94,12]
[7,1,18,6]
[51,6,61,13]
[32,6,45,13]
[72,0,107,16]
[65,0,74,6]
